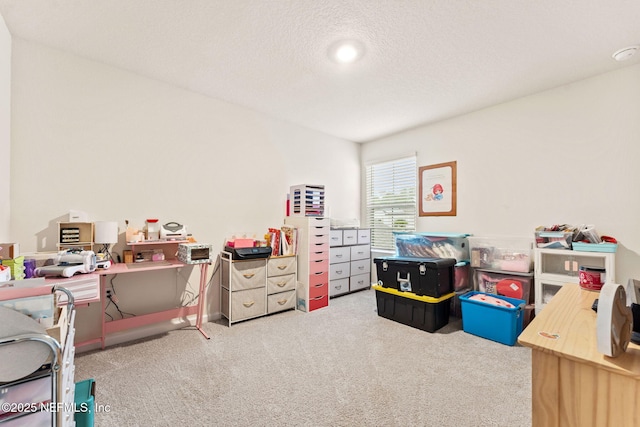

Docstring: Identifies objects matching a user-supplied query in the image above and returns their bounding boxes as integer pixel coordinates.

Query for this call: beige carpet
[74,288,532,426]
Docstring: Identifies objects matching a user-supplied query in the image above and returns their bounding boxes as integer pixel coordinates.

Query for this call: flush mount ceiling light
[328,40,365,64]
[612,45,639,61]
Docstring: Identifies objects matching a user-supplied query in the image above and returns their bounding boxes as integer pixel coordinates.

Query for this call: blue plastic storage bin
[459,291,525,346]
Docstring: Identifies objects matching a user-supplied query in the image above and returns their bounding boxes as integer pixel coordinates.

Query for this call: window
[365,156,417,251]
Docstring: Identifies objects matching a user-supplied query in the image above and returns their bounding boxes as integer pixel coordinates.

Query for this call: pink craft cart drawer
[309,281,329,299]
[309,293,329,311]
[309,232,329,245]
[309,244,329,261]
[309,259,328,275]
[308,271,328,287]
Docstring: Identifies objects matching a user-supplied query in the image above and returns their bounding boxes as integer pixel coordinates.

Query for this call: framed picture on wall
[419,161,457,216]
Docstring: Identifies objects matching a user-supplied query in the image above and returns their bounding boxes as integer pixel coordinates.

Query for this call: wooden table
[518,283,640,427]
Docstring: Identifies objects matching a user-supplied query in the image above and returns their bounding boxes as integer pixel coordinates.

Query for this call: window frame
[364,155,417,251]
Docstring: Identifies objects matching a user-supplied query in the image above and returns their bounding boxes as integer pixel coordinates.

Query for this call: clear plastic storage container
[468,236,534,273]
[394,232,471,262]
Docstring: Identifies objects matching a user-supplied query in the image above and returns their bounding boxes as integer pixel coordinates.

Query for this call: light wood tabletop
[519,283,640,427]
[518,283,640,377]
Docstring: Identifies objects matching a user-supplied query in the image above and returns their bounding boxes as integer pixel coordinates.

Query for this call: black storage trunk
[374,256,456,297]
[374,285,452,332]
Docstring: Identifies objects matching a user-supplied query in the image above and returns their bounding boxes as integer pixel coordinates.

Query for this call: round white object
[0,306,53,382]
[596,282,633,357]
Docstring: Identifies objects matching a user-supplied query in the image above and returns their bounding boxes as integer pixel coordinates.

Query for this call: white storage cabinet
[534,248,615,314]
[329,228,371,297]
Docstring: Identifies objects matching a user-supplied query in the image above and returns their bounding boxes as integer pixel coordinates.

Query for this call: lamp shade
[94,221,118,244]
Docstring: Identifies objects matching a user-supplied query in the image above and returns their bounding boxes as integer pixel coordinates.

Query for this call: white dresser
[329,228,372,297]
[220,252,297,324]
[283,216,330,312]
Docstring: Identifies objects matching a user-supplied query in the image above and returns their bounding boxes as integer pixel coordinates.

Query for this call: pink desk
[90,260,210,349]
[1,275,99,305]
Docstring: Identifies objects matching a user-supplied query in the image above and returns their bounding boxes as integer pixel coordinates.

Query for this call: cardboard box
[0,243,19,260]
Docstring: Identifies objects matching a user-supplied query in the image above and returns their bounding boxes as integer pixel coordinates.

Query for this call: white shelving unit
[534,248,615,314]
[328,228,371,297]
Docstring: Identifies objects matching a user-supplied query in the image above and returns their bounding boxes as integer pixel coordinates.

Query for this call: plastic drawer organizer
[534,247,615,314]
[534,230,573,250]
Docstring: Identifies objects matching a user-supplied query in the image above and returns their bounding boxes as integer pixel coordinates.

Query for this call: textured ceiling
[1,0,639,142]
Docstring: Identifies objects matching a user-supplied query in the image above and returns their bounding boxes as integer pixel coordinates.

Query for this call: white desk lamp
[94,221,118,263]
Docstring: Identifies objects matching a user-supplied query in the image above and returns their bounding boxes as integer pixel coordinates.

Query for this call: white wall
[0,15,10,240]
[9,39,361,347]
[362,63,640,286]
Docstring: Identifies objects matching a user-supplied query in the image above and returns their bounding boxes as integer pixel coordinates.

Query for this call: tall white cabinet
[534,248,615,313]
[283,216,330,312]
[328,228,371,297]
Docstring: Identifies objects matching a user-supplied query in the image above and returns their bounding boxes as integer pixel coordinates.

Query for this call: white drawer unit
[342,229,358,246]
[220,252,297,324]
[329,229,343,246]
[534,248,615,314]
[357,229,371,244]
[350,258,371,276]
[284,216,330,312]
[350,245,370,261]
[329,262,350,280]
[350,273,371,292]
[329,277,350,297]
[329,246,350,264]
[328,228,372,297]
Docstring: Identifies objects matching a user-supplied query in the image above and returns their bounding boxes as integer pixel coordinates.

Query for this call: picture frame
[419,161,457,216]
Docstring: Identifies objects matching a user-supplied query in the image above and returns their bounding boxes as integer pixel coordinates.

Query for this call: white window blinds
[365,156,417,251]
